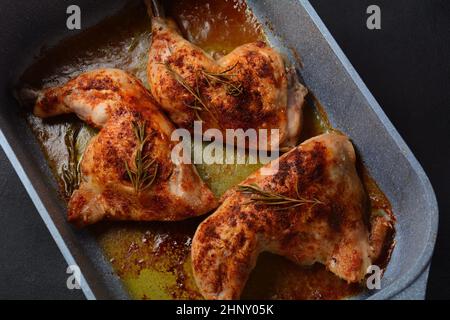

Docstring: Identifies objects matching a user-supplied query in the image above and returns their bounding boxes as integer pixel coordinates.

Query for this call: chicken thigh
[191,133,372,299]
[147,16,307,150]
[34,68,217,226]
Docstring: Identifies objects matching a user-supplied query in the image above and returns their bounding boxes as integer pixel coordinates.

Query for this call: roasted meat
[34,68,217,226]
[147,16,307,150]
[191,133,372,299]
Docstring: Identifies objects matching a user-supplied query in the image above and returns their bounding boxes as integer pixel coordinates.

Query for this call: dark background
[0,0,448,299]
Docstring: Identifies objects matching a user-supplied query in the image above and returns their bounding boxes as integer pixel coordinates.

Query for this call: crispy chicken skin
[34,68,218,226]
[147,17,307,150]
[191,133,372,299]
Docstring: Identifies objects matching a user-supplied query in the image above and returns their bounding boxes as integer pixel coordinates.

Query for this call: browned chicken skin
[147,17,307,150]
[34,68,218,226]
[191,133,372,299]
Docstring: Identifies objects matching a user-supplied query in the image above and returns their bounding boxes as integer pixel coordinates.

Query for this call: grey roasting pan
[0,0,438,300]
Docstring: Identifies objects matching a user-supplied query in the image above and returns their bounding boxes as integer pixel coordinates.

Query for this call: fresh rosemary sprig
[124,120,158,193]
[62,124,82,198]
[238,183,323,211]
[162,62,243,123]
[162,63,218,122]
[201,63,243,97]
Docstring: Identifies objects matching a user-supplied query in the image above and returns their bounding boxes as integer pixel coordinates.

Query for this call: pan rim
[299,0,439,300]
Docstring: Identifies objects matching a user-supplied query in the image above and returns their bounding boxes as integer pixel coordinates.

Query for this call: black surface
[0,0,449,299]
[0,148,84,300]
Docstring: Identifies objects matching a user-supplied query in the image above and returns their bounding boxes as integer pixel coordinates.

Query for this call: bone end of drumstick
[145,0,164,18]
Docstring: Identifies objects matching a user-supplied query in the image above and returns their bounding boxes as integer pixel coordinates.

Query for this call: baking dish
[0,0,438,299]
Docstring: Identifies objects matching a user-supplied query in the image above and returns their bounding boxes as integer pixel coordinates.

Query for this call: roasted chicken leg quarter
[34,68,218,226]
[147,16,307,150]
[191,133,372,299]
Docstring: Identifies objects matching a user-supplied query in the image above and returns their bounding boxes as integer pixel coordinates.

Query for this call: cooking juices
[17,0,393,299]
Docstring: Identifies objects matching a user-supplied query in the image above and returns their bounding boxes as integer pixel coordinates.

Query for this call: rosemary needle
[124,120,158,193]
[62,124,82,198]
[162,63,219,123]
[201,63,243,97]
[162,62,243,123]
[238,183,323,211]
